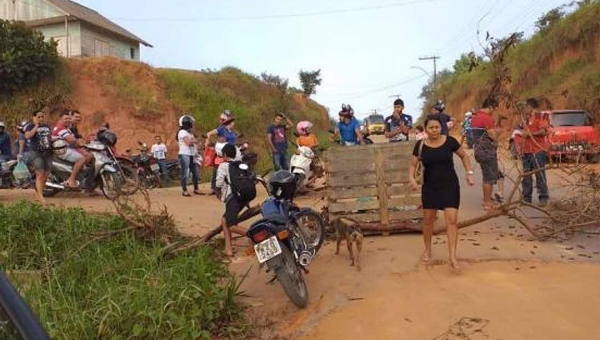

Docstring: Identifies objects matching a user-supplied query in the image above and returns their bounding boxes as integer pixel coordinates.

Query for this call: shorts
[478,158,500,185]
[31,151,53,172]
[58,148,84,163]
[223,196,249,227]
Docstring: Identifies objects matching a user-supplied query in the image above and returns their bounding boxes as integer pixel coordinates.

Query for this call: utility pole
[388,94,401,99]
[419,55,441,84]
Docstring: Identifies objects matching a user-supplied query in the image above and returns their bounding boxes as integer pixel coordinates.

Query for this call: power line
[109,0,445,22]
[418,55,441,83]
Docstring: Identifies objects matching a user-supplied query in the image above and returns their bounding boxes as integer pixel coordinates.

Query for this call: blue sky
[78,0,568,120]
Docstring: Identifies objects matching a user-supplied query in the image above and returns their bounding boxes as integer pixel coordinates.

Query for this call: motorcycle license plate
[254,236,282,264]
[150,164,160,171]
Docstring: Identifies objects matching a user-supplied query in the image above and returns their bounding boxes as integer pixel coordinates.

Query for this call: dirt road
[2,156,600,339]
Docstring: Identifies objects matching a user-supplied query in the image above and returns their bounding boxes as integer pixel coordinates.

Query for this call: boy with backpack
[216,144,257,257]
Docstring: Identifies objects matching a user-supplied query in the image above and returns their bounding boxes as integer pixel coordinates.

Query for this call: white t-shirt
[151,143,167,159]
[177,130,195,156]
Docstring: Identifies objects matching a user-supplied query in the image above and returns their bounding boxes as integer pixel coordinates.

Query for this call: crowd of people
[0,97,551,262]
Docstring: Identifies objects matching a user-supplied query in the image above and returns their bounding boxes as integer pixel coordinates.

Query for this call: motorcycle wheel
[292,209,326,253]
[101,172,120,200]
[116,164,139,195]
[268,242,308,309]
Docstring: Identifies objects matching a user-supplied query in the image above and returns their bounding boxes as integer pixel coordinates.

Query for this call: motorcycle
[131,141,161,189]
[87,128,140,195]
[44,139,122,200]
[0,159,34,189]
[246,170,325,308]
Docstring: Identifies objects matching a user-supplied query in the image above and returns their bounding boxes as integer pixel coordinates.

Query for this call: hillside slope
[0,58,331,172]
[421,1,600,127]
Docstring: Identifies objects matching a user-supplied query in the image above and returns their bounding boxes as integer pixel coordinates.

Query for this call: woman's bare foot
[421,250,431,264]
[449,258,460,270]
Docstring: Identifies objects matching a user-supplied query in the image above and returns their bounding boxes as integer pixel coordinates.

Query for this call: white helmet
[465,111,473,117]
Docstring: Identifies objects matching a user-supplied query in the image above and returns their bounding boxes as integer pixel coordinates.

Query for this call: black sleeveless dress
[412,137,461,210]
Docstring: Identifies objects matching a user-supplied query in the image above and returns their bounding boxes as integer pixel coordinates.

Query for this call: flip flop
[193,190,205,196]
[61,180,80,190]
[182,191,191,197]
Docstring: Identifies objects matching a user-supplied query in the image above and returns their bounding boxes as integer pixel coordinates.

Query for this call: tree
[453,52,484,74]
[260,72,289,90]
[0,20,59,93]
[535,7,565,33]
[298,69,322,97]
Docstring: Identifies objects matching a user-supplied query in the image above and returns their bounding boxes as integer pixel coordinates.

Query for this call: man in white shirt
[151,135,171,185]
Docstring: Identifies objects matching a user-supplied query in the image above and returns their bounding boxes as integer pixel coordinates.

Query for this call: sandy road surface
[2,149,600,339]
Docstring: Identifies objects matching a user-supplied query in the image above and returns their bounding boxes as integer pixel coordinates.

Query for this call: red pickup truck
[547,110,599,161]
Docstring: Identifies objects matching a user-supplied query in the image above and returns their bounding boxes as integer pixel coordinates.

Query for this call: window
[130,48,135,60]
[94,39,110,57]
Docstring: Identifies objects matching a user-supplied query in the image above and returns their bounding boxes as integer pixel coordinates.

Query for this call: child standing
[216,144,253,257]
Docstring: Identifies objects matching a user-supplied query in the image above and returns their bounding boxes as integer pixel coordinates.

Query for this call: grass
[0,202,248,340]
[0,59,73,127]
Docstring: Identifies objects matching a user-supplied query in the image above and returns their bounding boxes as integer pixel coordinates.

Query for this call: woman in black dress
[409,115,475,269]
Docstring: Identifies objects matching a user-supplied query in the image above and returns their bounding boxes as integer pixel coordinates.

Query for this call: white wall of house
[36,21,81,57]
[80,23,140,61]
[0,0,62,21]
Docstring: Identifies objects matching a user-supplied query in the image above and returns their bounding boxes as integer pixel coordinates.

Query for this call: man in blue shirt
[267,112,294,170]
[334,105,364,146]
[384,98,413,142]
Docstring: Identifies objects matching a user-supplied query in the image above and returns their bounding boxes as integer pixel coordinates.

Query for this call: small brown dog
[330,217,364,271]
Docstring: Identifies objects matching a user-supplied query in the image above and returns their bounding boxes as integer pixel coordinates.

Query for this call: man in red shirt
[470,98,501,211]
[514,98,550,207]
[52,112,87,188]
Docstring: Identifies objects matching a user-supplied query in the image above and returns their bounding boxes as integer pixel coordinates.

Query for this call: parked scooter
[289,145,317,192]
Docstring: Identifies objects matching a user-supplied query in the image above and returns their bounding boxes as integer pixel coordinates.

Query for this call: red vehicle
[548,110,599,162]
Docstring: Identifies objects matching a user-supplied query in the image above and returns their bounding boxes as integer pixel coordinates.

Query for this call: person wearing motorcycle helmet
[0,121,12,163]
[177,114,202,196]
[14,120,32,164]
[206,110,237,147]
[267,112,294,170]
[295,121,319,151]
[384,98,413,142]
[429,99,455,136]
[333,106,364,146]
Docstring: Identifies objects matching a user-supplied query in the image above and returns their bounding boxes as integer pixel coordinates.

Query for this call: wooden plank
[324,149,414,164]
[375,150,389,226]
[327,170,411,188]
[329,210,423,223]
[328,184,414,200]
[325,141,417,155]
[326,156,411,173]
[328,195,422,213]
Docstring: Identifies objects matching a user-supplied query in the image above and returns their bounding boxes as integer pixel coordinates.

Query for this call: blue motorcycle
[246,170,325,308]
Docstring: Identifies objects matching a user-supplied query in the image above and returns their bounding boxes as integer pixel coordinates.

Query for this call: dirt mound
[66,57,180,154]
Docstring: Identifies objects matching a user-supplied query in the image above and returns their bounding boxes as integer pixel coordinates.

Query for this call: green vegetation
[101,71,163,118]
[0,20,59,93]
[419,0,600,120]
[0,60,73,128]
[0,202,247,339]
[298,69,323,98]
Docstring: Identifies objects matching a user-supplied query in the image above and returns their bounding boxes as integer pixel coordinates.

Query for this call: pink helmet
[219,110,234,125]
[296,121,313,135]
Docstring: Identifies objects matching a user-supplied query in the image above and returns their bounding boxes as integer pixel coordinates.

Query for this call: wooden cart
[323,142,422,235]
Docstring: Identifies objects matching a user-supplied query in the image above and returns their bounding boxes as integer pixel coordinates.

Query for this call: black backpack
[228,161,256,202]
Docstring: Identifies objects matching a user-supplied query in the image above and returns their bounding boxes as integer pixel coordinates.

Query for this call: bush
[0,202,248,339]
[0,20,59,93]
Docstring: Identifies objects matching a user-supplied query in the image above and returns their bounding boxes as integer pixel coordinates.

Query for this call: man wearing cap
[0,122,12,162]
[384,99,413,142]
[430,100,455,136]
